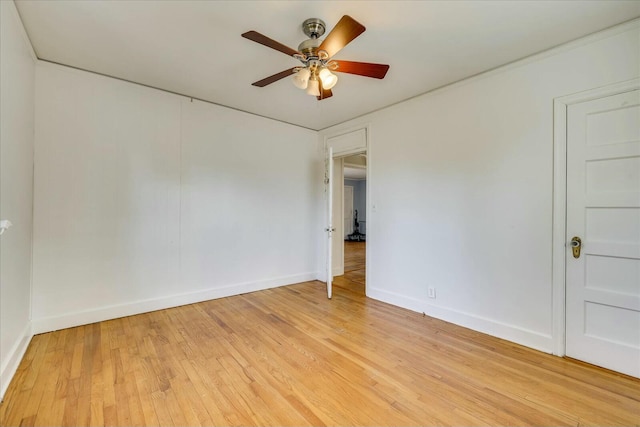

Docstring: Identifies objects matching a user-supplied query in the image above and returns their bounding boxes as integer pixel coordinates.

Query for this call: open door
[325,147,334,299]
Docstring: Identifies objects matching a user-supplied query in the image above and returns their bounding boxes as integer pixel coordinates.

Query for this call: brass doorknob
[570,236,582,258]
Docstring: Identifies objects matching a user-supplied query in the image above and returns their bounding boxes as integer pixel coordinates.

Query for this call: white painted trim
[551,78,640,356]
[31,272,316,335]
[363,124,372,299]
[368,287,553,353]
[325,126,367,158]
[324,124,370,144]
[0,322,32,401]
[318,123,371,290]
[551,98,568,356]
[323,124,371,293]
[6,0,37,61]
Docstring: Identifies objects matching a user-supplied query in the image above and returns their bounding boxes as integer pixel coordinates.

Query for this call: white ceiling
[14,0,640,130]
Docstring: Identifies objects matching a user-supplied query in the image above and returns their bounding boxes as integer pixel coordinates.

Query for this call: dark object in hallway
[347,209,365,241]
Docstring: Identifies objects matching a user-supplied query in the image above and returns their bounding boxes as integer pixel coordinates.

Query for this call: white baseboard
[31,272,316,335]
[366,287,553,353]
[1,322,33,402]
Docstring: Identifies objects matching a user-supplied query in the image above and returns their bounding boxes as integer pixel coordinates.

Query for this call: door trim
[324,124,370,293]
[551,78,640,356]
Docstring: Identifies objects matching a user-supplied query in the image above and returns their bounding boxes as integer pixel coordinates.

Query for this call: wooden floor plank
[2,242,639,426]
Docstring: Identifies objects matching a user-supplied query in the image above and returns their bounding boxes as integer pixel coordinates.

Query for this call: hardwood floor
[2,272,639,425]
[334,241,366,293]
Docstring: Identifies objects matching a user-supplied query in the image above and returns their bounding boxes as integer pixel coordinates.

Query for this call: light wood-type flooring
[2,241,639,426]
[334,240,366,292]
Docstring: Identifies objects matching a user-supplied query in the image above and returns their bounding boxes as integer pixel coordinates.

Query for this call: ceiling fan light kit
[292,67,311,89]
[242,15,389,101]
[306,75,321,96]
[318,67,338,90]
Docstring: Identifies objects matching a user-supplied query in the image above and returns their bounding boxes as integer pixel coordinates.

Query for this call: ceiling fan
[242,15,390,100]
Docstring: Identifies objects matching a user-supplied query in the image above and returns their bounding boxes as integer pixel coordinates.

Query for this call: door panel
[566,89,640,378]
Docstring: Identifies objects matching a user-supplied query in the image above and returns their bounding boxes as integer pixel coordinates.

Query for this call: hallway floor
[333,241,365,294]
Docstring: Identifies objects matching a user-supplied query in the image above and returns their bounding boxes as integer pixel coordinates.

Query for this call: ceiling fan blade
[242,30,300,57]
[318,15,366,58]
[332,60,390,79]
[251,68,296,87]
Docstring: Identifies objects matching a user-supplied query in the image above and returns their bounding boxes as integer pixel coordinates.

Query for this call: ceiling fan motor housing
[298,38,322,58]
[299,18,326,58]
[301,18,326,38]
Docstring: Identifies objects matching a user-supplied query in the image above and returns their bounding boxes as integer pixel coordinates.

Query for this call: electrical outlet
[428,287,436,299]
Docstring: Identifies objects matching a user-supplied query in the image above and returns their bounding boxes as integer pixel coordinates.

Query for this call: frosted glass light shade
[318,67,338,90]
[306,78,320,96]
[292,68,311,89]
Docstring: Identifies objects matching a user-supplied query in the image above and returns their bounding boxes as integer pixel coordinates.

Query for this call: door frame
[551,78,640,356]
[324,124,370,294]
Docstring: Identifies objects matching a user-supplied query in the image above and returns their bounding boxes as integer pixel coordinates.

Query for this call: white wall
[321,21,640,352]
[179,100,320,290]
[32,63,320,333]
[0,1,36,399]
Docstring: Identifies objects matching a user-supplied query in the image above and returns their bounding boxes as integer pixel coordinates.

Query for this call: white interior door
[566,89,640,378]
[344,185,354,238]
[325,147,334,299]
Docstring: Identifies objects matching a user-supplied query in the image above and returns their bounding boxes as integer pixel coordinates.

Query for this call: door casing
[324,125,370,293]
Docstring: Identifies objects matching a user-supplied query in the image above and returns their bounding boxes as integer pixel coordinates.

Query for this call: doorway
[324,126,369,298]
[335,153,366,294]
